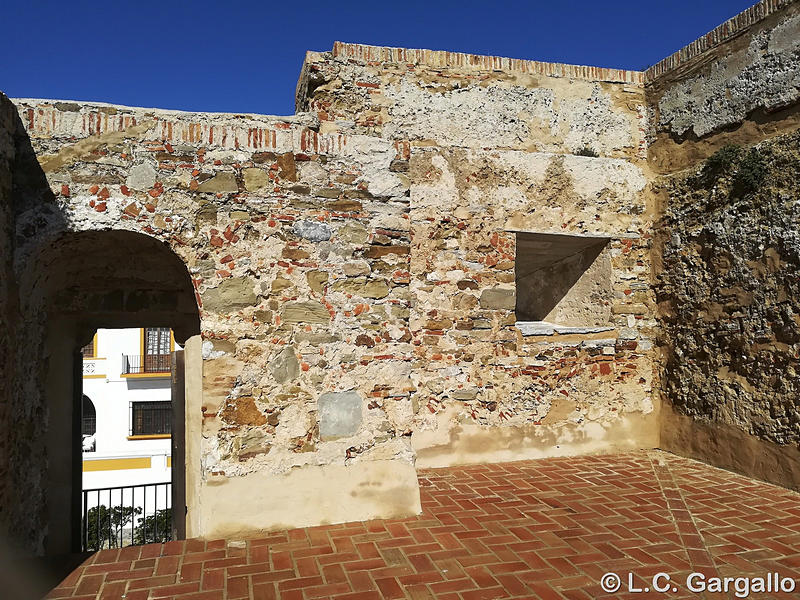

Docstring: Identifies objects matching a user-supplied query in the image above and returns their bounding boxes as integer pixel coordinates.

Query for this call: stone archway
[14,229,200,556]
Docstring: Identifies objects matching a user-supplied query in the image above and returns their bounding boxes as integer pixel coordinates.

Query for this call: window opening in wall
[514,231,612,331]
[82,395,96,452]
[81,336,96,358]
[130,401,172,436]
[122,328,173,375]
[144,327,171,373]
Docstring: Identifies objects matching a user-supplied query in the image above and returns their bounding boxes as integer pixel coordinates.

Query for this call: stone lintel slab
[515,321,615,337]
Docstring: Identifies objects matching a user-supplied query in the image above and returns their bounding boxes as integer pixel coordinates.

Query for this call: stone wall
[297,43,659,467]
[12,100,423,548]
[7,0,800,553]
[9,44,660,549]
[0,93,16,546]
[648,0,800,488]
[297,42,647,160]
[646,0,800,172]
[654,131,800,489]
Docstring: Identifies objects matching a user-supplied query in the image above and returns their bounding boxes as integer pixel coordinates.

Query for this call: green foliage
[86,504,141,550]
[701,144,768,195]
[732,147,767,195]
[702,144,741,178]
[134,508,172,545]
[575,146,599,158]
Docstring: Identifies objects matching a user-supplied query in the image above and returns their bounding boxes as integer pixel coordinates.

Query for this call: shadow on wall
[0,92,66,560]
[514,231,611,326]
[2,94,201,562]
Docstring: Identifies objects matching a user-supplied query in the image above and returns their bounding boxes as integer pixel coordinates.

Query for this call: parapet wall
[647,0,800,171]
[4,0,800,555]
[297,42,648,160]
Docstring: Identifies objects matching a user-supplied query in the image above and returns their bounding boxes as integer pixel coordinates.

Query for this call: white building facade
[81,327,177,490]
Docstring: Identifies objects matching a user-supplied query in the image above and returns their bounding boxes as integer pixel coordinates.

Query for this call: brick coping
[331,0,796,87]
[644,0,796,82]
[330,41,644,85]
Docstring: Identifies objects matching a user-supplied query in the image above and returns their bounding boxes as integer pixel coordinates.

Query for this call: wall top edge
[644,0,796,83]
[328,41,645,85]
[10,97,302,124]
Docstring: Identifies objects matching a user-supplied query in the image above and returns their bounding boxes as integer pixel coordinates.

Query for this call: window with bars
[81,336,96,358]
[82,396,97,436]
[130,401,172,436]
[145,328,171,355]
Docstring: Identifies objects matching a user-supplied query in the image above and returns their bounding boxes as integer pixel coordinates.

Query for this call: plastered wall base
[194,460,421,540]
[661,405,800,491]
[412,407,660,469]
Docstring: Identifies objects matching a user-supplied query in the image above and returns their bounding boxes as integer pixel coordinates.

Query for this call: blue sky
[2,0,756,116]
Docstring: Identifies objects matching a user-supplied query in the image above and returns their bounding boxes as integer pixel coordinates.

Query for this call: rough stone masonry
[1,0,799,556]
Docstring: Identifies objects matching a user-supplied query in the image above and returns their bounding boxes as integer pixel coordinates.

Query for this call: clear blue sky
[1,0,756,116]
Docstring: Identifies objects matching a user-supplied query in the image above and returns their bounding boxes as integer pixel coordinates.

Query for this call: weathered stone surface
[295,331,341,344]
[479,287,515,310]
[126,162,156,191]
[452,388,479,401]
[281,301,331,323]
[318,390,362,439]
[197,172,238,193]
[203,277,257,311]
[656,131,800,447]
[611,304,648,315]
[306,271,328,293]
[271,277,293,292]
[254,309,273,324]
[343,260,370,276]
[282,246,310,260]
[270,346,299,384]
[337,222,369,244]
[243,168,269,191]
[276,152,297,181]
[363,245,409,259]
[515,322,614,336]
[221,396,266,426]
[330,277,390,299]
[293,220,332,242]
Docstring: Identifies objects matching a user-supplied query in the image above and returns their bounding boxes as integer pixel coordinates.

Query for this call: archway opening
[18,230,200,556]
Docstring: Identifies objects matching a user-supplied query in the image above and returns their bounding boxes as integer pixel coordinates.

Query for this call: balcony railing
[81,482,172,551]
[122,353,171,375]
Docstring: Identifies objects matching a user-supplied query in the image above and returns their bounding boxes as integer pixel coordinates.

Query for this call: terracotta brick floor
[45,451,800,599]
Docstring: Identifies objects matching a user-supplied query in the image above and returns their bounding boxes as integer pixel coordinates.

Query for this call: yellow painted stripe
[166,456,172,468]
[83,457,151,472]
[127,434,171,440]
[83,374,107,379]
[121,372,170,379]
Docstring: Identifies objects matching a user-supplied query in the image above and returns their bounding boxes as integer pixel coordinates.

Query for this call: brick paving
[46,451,800,599]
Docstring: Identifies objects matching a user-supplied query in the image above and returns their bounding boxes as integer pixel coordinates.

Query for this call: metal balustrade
[81,482,172,551]
[121,353,171,375]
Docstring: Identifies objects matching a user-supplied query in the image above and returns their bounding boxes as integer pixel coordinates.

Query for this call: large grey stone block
[318,390,362,439]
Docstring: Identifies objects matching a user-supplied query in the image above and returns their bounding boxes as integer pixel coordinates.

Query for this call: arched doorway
[17,230,200,556]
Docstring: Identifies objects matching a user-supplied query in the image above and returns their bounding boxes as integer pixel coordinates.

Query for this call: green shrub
[702,144,741,178]
[732,147,767,195]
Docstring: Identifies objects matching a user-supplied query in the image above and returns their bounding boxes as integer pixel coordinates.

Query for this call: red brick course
[47,452,800,599]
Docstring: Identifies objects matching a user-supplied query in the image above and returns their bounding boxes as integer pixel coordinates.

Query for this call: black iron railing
[122,353,171,375]
[81,482,172,551]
